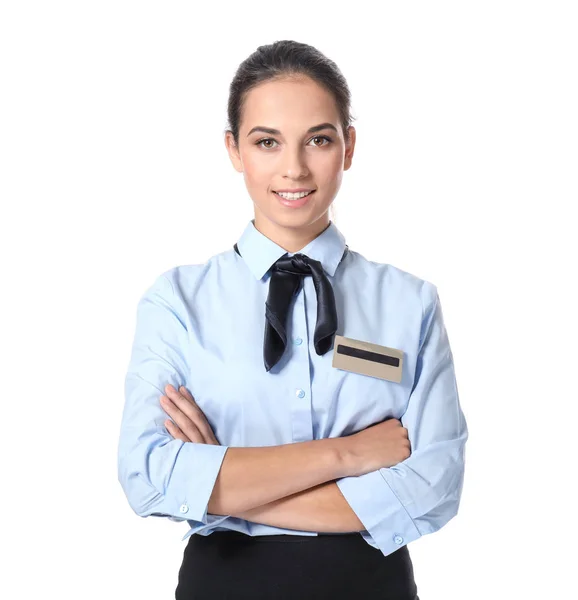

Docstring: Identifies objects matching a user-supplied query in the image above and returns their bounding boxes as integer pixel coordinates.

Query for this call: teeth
[276,190,312,200]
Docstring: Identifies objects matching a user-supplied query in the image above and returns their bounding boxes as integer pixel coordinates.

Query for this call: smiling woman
[223,47,357,254]
[118,38,466,600]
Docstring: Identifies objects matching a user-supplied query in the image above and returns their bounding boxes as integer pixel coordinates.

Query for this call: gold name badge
[332,334,404,383]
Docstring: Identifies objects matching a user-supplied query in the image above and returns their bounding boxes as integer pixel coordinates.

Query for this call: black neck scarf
[234,242,349,372]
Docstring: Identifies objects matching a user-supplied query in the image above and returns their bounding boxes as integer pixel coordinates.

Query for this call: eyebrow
[246,122,338,137]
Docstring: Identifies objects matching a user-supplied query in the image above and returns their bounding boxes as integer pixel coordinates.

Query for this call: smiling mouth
[273,190,316,198]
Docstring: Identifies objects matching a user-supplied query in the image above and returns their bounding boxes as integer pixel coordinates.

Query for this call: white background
[1,1,576,598]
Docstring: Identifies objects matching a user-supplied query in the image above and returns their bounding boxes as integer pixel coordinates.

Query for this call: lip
[274,189,316,208]
[273,188,316,193]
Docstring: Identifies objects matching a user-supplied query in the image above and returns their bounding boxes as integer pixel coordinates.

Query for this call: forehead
[241,77,340,133]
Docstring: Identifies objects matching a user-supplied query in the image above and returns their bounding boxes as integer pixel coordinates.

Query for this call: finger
[164,419,190,443]
[178,385,220,445]
[160,394,205,443]
[165,384,219,445]
[162,388,207,442]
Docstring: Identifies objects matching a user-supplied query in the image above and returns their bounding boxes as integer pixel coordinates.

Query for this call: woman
[117,39,468,599]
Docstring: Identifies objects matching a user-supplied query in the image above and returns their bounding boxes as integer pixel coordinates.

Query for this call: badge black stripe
[336,344,400,367]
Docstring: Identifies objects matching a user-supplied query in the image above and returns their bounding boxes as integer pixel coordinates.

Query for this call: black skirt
[175,530,420,599]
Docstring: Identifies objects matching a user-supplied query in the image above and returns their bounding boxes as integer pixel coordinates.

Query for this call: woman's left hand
[160,384,221,445]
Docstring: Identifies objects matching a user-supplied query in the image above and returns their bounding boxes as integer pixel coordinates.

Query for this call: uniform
[118,218,468,598]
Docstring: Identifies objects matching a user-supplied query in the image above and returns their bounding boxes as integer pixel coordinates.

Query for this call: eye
[255,135,333,150]
[255,138,278,149]
[309,135,332,147]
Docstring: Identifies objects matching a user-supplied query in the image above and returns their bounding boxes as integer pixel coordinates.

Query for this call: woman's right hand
[340,418,412,477]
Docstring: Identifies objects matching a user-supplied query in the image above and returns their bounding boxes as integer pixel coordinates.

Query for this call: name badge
[332,334,404,383]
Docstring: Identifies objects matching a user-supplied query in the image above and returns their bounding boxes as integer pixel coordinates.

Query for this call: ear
[343,126,356,171]
[225,131,243,173]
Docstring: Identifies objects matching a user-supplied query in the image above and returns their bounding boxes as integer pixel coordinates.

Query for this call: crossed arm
[231,480,365,533]
[160,383,365,533]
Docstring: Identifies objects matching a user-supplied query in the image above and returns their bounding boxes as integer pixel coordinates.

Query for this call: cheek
[243,167,275,195]
[314,149,343,177]
[242,150,274,177]
[318,165,343,190]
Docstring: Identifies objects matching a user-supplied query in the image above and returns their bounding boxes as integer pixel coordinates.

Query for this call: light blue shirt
[117,218,468,557]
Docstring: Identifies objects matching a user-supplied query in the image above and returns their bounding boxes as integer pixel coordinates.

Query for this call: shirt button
[179,504,189,514]
[296,389,305,398]
[394,535,404,545]
[293,337,303,345]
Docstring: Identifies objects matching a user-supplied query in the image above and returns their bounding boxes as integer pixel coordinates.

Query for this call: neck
[253,214,331,253]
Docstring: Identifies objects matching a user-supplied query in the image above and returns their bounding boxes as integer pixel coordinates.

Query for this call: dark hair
[226,40,356,148]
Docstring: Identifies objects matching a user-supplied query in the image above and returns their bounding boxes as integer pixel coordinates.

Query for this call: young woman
[118,39,468,599]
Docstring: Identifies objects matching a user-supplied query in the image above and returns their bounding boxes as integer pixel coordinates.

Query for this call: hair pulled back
[226,40,355,148]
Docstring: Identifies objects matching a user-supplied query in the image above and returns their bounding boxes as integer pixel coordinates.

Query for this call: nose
[281,146,310,180]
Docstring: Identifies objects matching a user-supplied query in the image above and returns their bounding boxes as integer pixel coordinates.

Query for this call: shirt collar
[236,218,347,281]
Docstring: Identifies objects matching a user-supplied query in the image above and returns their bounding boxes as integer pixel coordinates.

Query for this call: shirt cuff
[336,469,422,557]
[166,442,230,523]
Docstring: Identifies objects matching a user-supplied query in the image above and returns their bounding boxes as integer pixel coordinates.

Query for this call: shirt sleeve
[335,281,468,557]
[117,271,230,523]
